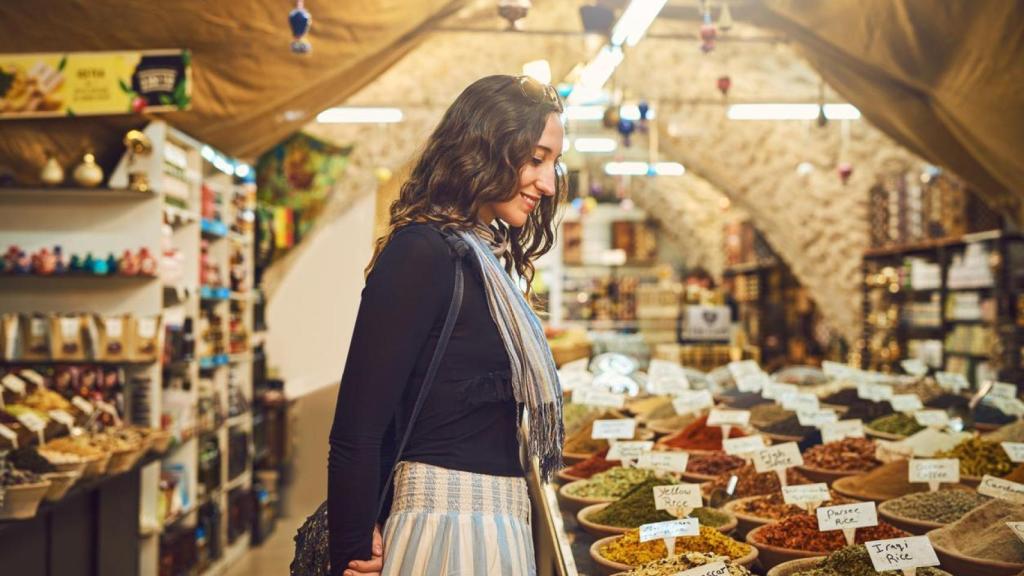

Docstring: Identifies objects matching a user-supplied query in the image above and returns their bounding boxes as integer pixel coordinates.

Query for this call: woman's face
[481,112,564,228]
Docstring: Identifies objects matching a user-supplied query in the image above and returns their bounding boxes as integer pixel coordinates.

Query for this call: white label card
[672,390,714,415]
[48,409,75,428]
[783,392,820,413]
[573,388,625,409]
[654,379,691,397]
[722,435,766,456]
[137,317,158,338]
[865,536,940,572]
[821,419,865,444]
[727,360,761,380]
[993,398,1024,417]
[797,409,840,428]
[17,412,46,432]
[105,318,124,339]
[908,458,959,490]
[707,409,750,428]
[671,561,730,576]
[638,518,700,542]
[1002,442,1024,463]
[936,372,968,393]
[653,484,704,514]
[736,372,770,393]
[817,501,878,531]
[858,383,894,402]
[1,374,26,395]
[591,419,636,440]
[60,317,80,339]
[753,442,804,473]
[783,483,832,506]
[71,396,95,415]
[30,317,46,336]
[0,423,18,447]
[763,382,798,401]
[638,451,689,475]
[607,441,654,462]
[1007,522,1024,545]
[901,359,929,377]
[822,361,853,379]
[18,370,44,388]
[978,475,1024,504]
[913,410,950,428]
[890,394,924,413]
[990,382,1019,401]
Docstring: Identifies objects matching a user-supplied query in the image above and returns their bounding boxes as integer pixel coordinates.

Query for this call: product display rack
[860,229,1024,386]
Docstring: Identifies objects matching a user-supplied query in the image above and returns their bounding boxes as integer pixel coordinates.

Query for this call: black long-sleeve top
[327,223,522,575]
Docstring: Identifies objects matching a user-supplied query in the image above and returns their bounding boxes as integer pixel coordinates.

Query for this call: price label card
[890,394,924,413]
[560,371,594,391]
[653,484,704,514]
[783,392,820,413]
[638,451,689,475]
[865,536,940,573]
[0,423,18,448]
[17,412,46,432]
[797,409,839,428]
[707,409,750,428]
[978,475,1024,504]
[2,374,26,395]
[909,458,960,489]
[672,390,714,415]
[573,388,625,409]
[753,442,804,473]
[60,317,80,339]
[1007,522,1024,545]
[1002,442,1024,463]
[96,400,120,421]
[607,440,654,462]
[17,370,44,388]
[783,483,832,506]
[822,361,852,379]
[913,410,950,428]
[992,398,1024,417]
[672,561,730,576]
[560,358,589,373]
[821,419,865,444]
[816,501,878,531]
[654,379,691,397]
[638,518,700,542]
[592,419,636,440]
[736,372,771,393]
[48,409,75,428]
[649,359,685,378]
[105,317,124,338]
[722,435,766,456]
[936,371,968,393]
[858,383,894,402]
[763,382,798,401]
[990,382,1019,401]
[71,396,95,415]
[727,360,762,380]
[900,359,928,377]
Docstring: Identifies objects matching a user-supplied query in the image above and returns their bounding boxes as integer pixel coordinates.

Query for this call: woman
[329,75,566,576]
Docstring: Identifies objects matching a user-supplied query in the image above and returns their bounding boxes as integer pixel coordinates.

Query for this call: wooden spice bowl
[721,496,776,539]
[82,453,112,478]
[930,539,1024,576]
[577,502,739,538]
[876,499,944,535]
[42,470,81,502]
[765,556,826,576]
[831,474,974,504]
[589,534,759,576]
[0,480,52,520]
[795,464,863,485]
[557,479,617,513]
[562,450,596,465]
[864,426,908,441]
[745,524,830,570]
[556,467,588,484]
[761,432,804,445]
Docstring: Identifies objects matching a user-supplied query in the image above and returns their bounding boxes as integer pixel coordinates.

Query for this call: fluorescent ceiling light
[727,103,862,121]
[611,0,668,47]
[605,161,684,176]
[577,45,624,92]
[316,107,404,124]
[574,137,618,153]
[234,164,251,178]
[620,104,656,121]
[654,162,685,176]
[522,59,552,85]
[564,105,606,121]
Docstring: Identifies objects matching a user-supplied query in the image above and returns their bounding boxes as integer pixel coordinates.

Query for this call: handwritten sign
[817,501,878,544]
[1002,442,1024,463]
[672,390,714,415]
[722,435,766,456]
[671,561,730,576]
[17,412,45,432]
[858,383,894,402]
[707,409,750,428]
[821,419,865,444]
[736,372,770,393]
[48,409,75,428]
[1,374,26,395]
[936,372,968,393]
[572,388,625,409]
[978,475,1024,504]
[607,440,654,463]
[992,398,1024,417]
[890,394,924,413]
[639,518,700,542]
[900,359,928,377]
[797,409,839,428]
[763,382,798,401]
[592,419,636,440]
[653,484,703,515]
[865,536,940,573]
[727,360,761,380]
[909,459,959,492]
[783,392,820,413]
[1007,522,1024,545]
[783,483,832,507]
[18,370,44,388]
[0,423,18,448]
[638,451,689,475]
[989,382,1018,400]
[654,379,691,397]
[71,396,94,415]
[913,410,949,428]
[753,442,803,473]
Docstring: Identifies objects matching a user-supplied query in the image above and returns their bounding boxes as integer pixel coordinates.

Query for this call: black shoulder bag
[290,232,468,576]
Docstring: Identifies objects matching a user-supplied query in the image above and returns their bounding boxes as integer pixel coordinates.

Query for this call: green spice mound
[867,413,924,436]
[792,545,949,576]
[589,477,730,528]
[563,467,653,499]
[879,489,988,524]
[935,436,1013,477]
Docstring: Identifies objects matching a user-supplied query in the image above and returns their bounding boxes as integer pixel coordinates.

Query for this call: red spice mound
[686,451,747,476]
[564,448,617,479]
[662,414,747,451]
[752,514,909,553]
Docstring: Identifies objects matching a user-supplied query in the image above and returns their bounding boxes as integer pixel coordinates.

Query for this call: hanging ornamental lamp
[618,118,636,147]
[718,3,734,32]
[289,0,313,54]
[837,162,854,185]
[717,75,731,97]
[498,0,532,30]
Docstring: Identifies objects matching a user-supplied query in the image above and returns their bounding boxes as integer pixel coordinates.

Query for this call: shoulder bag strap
[373,245,465,520]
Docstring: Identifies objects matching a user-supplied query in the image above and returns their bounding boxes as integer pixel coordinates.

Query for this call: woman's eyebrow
[535,145,553,153]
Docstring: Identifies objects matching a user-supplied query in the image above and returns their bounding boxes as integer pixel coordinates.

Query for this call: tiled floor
[223,515,303,576]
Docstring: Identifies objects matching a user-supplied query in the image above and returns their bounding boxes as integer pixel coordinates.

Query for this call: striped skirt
[381,461,536,576]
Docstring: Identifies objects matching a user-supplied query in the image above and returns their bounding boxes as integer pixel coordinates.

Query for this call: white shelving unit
[0,119,256,576]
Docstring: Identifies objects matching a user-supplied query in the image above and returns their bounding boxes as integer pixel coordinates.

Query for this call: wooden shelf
[0,273,158,285]
[0,187,157,201]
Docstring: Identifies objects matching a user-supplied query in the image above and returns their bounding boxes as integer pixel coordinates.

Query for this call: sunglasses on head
[516,75,563,112]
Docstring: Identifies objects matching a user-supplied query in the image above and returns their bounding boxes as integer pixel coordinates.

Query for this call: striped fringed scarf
[457,226,564,479]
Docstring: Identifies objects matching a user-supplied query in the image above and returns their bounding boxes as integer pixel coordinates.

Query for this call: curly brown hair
[366,75,566,294]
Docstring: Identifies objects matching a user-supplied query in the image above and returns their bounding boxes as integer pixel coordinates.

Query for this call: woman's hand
[344,524,383,576]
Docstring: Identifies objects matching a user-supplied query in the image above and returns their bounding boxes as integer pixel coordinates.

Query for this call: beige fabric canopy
[754,0,1024,214]
[0,0,464,182]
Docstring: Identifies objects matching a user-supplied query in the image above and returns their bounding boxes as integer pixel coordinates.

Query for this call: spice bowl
[577,503,739,538]
[930,540,1024,576]
[863,426,907,441]
[795,464,860,485]
[745,524,827,570]
[0,480,52,520]
[82,453,112,478]
[722,496,775,539]
[876,500,943,535]
[42,470,82,502]
[556,467,587,484]
[562,450,594,465]
[765,556,827,576]
[589,534,759,576]
[558,480,616,514]
[761,432,804,445]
